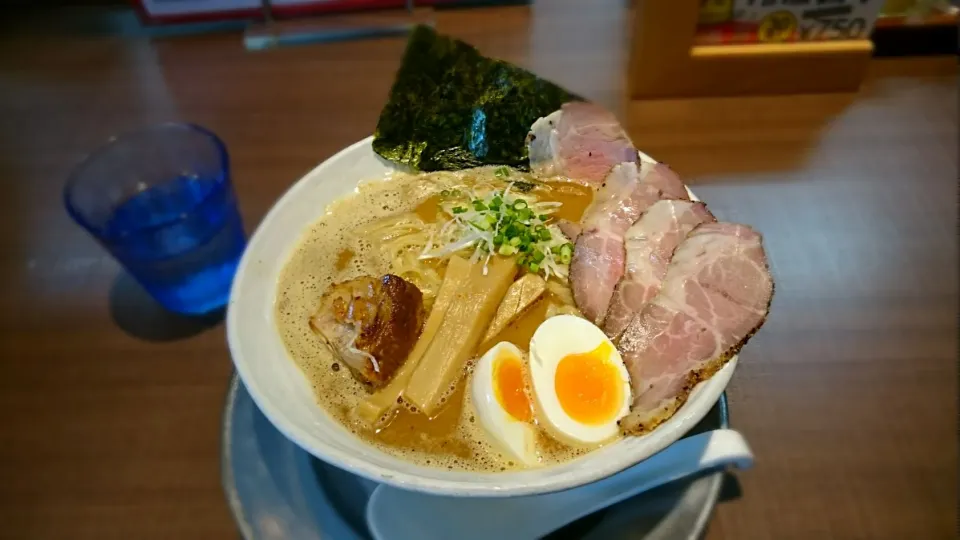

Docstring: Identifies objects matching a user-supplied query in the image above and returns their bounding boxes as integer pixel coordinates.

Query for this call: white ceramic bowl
[226,137,737,497]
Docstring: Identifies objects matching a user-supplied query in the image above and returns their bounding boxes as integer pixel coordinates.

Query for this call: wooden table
[0,3,955,539]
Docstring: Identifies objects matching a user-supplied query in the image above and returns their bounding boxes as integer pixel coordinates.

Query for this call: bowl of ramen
[226,27,773,497]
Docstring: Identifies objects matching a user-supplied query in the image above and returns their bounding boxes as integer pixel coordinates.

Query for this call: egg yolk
[494,352,533,422]
[554,341,623,425]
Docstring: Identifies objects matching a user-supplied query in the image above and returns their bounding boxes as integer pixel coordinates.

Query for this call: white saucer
[221,375,730,539]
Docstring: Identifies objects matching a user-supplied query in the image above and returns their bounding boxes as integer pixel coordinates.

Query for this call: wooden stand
[629,2,874,99]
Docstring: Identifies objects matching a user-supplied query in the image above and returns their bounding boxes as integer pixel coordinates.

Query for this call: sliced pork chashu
[569,161,689,325]
[617,222,773,434]
[527,102,637,187]
[603,200,715,339]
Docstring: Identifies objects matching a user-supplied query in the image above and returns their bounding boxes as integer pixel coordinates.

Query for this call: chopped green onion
[426,185,572,277]
[494,166,511,177]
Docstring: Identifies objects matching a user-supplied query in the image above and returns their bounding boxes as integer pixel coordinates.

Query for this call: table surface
[1,2,956,539]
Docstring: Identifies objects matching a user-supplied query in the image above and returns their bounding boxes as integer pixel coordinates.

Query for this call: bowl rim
[226,136,737,497]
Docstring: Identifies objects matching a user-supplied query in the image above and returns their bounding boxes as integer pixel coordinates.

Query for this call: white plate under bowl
[226,136,738,497]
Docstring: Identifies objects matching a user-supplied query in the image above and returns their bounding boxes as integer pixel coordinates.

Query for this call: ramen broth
[275,169,593,471]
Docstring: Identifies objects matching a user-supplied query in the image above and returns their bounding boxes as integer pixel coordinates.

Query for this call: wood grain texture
[0,2,956,538]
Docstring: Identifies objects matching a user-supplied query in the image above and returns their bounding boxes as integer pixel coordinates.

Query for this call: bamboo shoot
[404,256,517,415]
[356,256,474,425]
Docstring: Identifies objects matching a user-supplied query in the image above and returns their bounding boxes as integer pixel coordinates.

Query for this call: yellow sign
[758,10,798,43]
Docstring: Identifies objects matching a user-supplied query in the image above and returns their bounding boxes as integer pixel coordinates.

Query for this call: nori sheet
[373,25,581,172]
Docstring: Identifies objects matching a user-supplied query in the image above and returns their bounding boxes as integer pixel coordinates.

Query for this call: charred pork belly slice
[310,274,424,388]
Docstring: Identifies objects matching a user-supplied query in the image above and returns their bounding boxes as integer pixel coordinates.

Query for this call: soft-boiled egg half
[529,315,632,446]
[471,341,539,466]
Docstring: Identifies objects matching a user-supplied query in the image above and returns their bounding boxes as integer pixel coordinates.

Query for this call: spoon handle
[367,429,753,540]
[526,429,753,537]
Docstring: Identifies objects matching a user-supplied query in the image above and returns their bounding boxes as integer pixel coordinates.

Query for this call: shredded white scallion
[345,323,380,373]
[418,181,574,279]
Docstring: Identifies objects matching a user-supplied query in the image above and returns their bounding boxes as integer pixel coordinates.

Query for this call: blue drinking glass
[64,123,246,315]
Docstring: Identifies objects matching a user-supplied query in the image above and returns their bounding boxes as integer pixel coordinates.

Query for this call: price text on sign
[797,4,870,40]
[697,0,884,44]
